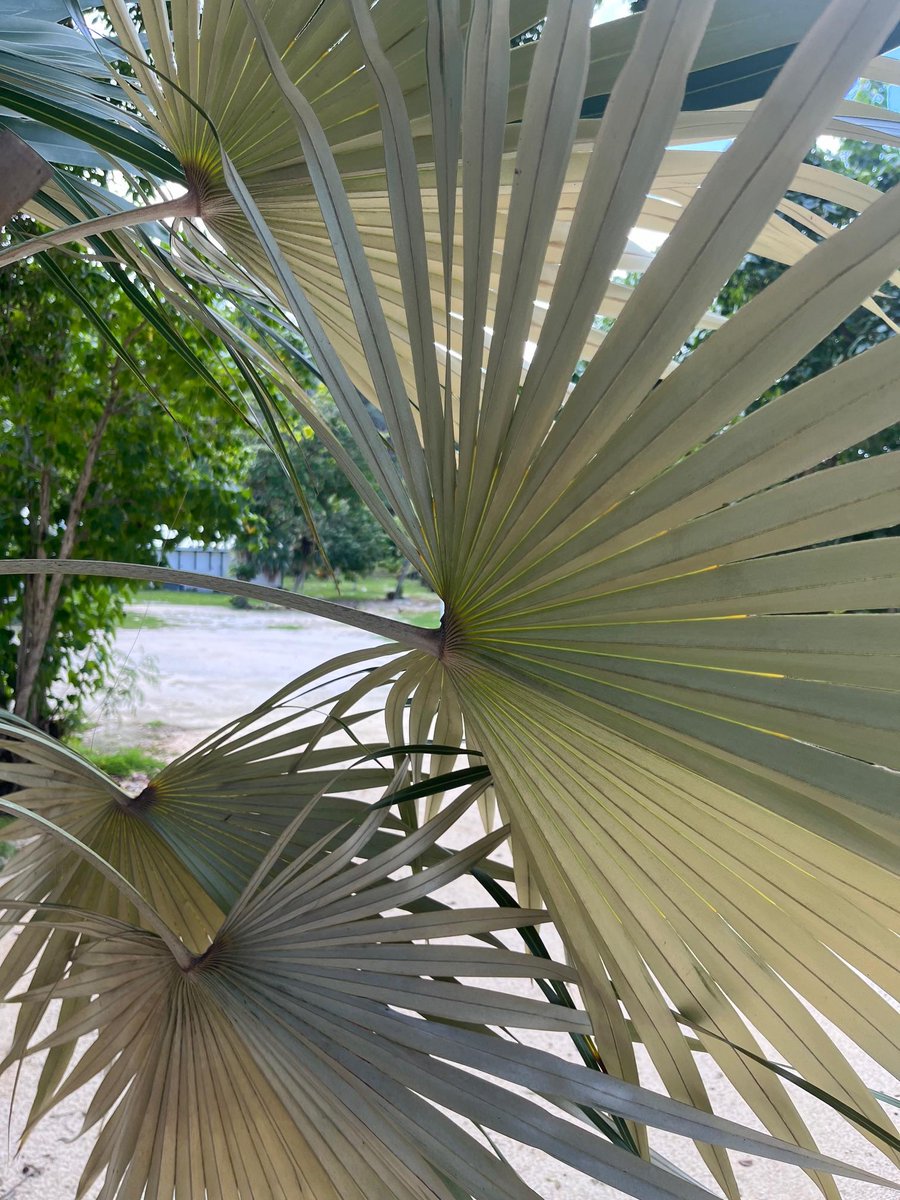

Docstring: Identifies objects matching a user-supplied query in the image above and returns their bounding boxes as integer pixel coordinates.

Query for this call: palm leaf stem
[0,193,199,269]
[0,559,440,654]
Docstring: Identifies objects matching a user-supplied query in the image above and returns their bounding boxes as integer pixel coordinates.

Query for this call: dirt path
[1,602,897,1198]
[83,600,418,758]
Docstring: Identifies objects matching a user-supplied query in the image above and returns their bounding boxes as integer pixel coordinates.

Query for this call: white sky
[591,0,633,24]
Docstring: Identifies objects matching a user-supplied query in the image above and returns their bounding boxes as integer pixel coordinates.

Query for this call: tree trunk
[14,464,51,724]
[0,127,51,229]
[13,391,118,725]
[392,559,411,601]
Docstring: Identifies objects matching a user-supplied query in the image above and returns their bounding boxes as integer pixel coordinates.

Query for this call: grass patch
[269,612,439,632]
[132,572,438,608]
[291,570,436,603]
[68,741,165,779]
[132,588,232,607]
[120,611,170,629]
[399,612,441,629]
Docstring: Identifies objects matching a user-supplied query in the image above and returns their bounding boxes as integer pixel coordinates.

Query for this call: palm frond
[0,644,427,1128]
[0,559,439,650]
[5,2,892,405]
[204,3,900,1191]
[6,795,895,1200]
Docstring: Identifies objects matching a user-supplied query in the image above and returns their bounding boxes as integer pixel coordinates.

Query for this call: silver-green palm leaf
[0,646,435,1132]
[205,3,900,1194]
[7,792,894,1200]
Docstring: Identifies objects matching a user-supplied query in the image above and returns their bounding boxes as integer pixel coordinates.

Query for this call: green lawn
[120,611,171,628]
[132,588,232,607]
[269,610,439,631]
[289,571,436,603]
[395,611,440,629]
[132,570,438,607]
[66,741,165,778]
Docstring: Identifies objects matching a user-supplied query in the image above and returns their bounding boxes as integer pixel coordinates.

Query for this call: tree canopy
[235,400,395,588]
[0,245,246,729]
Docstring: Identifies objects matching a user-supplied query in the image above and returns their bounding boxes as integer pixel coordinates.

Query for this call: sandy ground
[1,600,897,1199]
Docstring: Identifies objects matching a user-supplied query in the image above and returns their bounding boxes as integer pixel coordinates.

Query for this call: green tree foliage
[0,248,246,731]
[236,402,395,589]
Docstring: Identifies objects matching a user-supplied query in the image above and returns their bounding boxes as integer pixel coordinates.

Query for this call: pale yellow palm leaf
[207,4,900,1196]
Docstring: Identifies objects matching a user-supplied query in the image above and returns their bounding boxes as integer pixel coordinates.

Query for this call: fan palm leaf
[0,644,464,1132]
[2,792,895,1200]
[201,2,900,1191]
[4,3,900,405]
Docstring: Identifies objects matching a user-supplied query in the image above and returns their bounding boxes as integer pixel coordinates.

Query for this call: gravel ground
[1,601,897,1199]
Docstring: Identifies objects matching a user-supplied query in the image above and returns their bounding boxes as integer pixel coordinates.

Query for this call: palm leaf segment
[185,2,900,1192]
